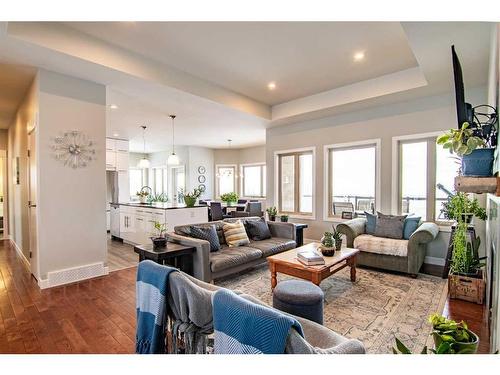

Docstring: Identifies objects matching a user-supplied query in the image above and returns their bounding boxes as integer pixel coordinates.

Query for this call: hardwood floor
[107,236,138,272]
[0,239,491,354]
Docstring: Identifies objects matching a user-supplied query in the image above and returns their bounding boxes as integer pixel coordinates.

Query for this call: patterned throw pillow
[245,217,272,241]
[223,220,250,247]
[364,211,377,235]
[374,212,407,240]
[403,216,421,240]
[190,225,221,252]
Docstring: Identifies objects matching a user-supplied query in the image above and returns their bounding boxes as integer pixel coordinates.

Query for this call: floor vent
[40,262,108,289]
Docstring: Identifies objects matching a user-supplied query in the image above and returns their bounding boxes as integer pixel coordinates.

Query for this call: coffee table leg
[269,263,277,289]
[348,255,357,282]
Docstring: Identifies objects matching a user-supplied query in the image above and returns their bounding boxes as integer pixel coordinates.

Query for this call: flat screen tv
[452,45,474,129]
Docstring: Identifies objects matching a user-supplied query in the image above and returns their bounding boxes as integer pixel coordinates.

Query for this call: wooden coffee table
[267,243,359,289]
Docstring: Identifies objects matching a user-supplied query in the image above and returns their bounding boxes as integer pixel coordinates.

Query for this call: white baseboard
[38,262,109,289]
[424,256,445,266]
[8,238,31,271]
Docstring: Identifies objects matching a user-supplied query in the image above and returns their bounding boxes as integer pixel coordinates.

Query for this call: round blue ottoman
[272,280,324,325]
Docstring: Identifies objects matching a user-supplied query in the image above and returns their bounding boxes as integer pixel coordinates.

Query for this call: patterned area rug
[216,264,448,354]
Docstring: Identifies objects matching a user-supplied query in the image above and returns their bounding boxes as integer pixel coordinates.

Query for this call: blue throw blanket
[136,260,177,354]
[212,289,304,354]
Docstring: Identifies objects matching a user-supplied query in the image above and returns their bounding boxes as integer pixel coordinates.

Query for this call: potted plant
[332,228,343,251]
[266,206,277,221]
[320,232,335,256]
[136,190,150,204]
[437,122,496,176]
[180,188,202,207]
[393,314,479,354]
[441,192,487,224]
[220,192,239,206]
[148,192,169,204]
[151,221,167,250]
[280,214,289,222]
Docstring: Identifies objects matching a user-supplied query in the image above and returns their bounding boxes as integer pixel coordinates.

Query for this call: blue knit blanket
[136,260,177,354]
[212,289,304,354]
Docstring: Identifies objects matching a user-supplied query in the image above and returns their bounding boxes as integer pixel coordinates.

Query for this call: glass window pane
[401,142,427,220]
[262,166,267,197]
[331,146,375,215]
[129,169,143,197]
[155,168,163,195]
[299,154,312,213]
[435,145,459,220]
[163,168,168,195]
[280,156,295,212]
[218,167,235,195]
[243,165,262,197]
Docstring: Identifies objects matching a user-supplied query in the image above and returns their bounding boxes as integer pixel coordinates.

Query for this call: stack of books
[297,250,325,266]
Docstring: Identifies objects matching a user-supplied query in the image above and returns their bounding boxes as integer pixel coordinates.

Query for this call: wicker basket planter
[448,270,485,305]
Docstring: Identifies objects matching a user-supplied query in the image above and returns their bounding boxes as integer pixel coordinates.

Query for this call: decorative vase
[151,237,167,250]
[461,148,495,177]
[184,196,197,207]
[268,215,276,222]
[139,195,147,204]
[432,328,479,354]
[335,239,342,251]
[320,245,335,257]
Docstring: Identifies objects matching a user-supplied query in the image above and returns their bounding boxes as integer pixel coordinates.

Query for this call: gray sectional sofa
[167,217,298,282]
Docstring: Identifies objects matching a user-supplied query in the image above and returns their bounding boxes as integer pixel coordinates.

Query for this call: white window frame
[150,166,168,196]
[215,164,237,198]
[240,162,266,199]
[129,167,146,200]
[274,147,316,220]
[391,131,454,227]
[323,139,381,222]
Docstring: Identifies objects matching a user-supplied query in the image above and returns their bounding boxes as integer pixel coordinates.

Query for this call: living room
[1,1,500,373]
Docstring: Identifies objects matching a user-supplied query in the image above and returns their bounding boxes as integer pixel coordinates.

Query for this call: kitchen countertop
[111,202,207,210]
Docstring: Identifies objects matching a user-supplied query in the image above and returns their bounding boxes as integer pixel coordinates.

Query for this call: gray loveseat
[167,217,298,282]
[337,218,439,277]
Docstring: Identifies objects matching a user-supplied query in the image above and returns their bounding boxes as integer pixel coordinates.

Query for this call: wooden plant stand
[448,270,485,305]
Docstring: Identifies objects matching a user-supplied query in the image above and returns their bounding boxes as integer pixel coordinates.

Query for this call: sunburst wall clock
[51,130,96,169]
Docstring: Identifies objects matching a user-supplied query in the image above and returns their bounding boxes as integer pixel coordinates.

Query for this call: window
[277,149,314,216]
[326,142,378,218]
[241,163,266,198]
[129,168,145,198]
[216,165,236,197]
[395,134,458,223]
[150,167,168,195]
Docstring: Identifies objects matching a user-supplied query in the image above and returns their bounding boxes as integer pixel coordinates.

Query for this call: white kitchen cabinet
[118,170,130,203]
[115,152,129,172]
[106,138,116,151]
[115,139,129,153]
[106,150,116,170]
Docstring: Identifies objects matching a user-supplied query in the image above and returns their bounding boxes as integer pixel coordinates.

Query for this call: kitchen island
[110,202,208,245]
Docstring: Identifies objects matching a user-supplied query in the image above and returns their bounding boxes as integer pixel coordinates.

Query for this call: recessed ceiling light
[109,104,118,110]
[353,52,365,62]
[113,133,119,137]
[267,82,276,90]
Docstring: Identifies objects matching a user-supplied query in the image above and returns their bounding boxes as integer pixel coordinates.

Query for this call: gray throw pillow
[374,212,407,240]
[245,217,272,241]
[190,225,221,252]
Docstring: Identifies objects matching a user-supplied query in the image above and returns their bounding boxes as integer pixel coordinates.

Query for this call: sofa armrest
[336,218,366,247]
[268,222,296,241]
[167,232,212,283]
[409,222,439,245]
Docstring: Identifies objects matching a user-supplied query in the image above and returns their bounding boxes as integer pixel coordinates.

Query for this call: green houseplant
[441,192,487,223]
[280,214,289,223]
[332,228,343,251]
[151,221,167,249]
[320,231,335,256]
[266,206,278,221]
[437,122,495,176]
[180,188,202,207]
[220,192,239,206]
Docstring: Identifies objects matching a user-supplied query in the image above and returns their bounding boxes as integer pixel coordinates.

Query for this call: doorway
[28,128,39,280]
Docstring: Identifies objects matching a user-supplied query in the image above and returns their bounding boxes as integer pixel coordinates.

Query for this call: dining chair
[210,202,231,221]
[237,199,248,211]
[247,202,263,217]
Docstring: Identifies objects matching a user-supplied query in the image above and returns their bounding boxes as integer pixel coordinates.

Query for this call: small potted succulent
[266,206,278,221]
[332,228,343,251]
[280,214,289,223]
[180,188,202,207]
[220,192,239,206]
[320,232,335,256]
[151,221,167,250]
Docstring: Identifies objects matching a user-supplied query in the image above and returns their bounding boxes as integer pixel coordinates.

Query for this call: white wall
[266,87,487,262]
[36,69,107,282]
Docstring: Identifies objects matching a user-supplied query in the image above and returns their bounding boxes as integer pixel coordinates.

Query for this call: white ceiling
[0,63,36,128]
[67,22,419,106]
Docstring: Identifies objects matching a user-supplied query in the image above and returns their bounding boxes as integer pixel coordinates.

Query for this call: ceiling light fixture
[113,133,119,137]
[353,51,365,62]
[137,125,150,169]
[267,82,276,90]
[109,104,119,110]
[167,114,180,166]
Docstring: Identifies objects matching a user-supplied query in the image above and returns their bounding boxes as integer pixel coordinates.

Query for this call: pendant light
[137,125,150,169]
[167,114,180,165]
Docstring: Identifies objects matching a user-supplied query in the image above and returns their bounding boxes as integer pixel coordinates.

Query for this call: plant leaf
[395,337,412,354]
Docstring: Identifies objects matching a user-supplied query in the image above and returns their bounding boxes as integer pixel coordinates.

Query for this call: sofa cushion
[374,212,407,240]
[403,216,421,240]
[249,237,296,257]
[209,246,263,273]
[223,220,250,247]
[175,221,226,245]
[353,234,408,257]
[364,211,377,235]
[191,225,221,252]
[245,217,272,241]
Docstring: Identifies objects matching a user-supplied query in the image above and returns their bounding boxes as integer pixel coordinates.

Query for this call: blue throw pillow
[191,225,221,252]
[403,216,421,240]
[364,211,377,235]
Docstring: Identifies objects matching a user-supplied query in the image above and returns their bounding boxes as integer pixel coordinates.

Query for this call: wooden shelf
[454,176,499,195]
